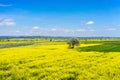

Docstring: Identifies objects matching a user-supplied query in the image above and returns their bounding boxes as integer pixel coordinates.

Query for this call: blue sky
[0,0,120,37]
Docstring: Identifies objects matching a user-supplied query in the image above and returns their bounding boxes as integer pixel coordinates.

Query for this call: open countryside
[0,0,120,80]
[0,37,120,80]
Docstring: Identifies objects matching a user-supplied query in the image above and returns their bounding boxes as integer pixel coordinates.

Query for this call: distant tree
[67,38,80,48]
[7,39,10,42]
[50,39,52,42]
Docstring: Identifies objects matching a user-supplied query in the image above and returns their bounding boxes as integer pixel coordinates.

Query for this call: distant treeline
[0,36,120,39]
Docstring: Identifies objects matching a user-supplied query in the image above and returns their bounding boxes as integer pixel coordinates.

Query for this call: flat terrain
[0,39,120,80]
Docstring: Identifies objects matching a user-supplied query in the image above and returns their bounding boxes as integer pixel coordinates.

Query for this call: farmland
[0,37,120,80]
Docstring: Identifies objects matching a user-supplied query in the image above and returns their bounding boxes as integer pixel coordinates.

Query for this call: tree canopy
[67,38,80,48]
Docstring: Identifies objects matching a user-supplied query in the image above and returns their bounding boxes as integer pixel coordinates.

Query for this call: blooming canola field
[0,39,120,80]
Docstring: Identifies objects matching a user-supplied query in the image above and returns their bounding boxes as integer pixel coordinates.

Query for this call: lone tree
[67,38,80,48]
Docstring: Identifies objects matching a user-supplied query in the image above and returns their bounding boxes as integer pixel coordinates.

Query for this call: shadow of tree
[61,77,76,80]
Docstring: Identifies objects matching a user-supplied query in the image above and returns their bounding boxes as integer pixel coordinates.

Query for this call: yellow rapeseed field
[0,41,120,80]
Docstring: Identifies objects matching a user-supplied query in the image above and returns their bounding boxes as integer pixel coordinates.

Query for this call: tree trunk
[71,44,74,48]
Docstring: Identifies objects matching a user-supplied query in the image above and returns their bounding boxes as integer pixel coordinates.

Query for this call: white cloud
[22,26,96,36]
[0,18,16,26]
[32,26,40,30]
[106,28,117,31]
[0,4,12,7]
[15,30,20,33]
[51,28,73,33]
[86,21,94,25]
[89,29,95,32]
[76,29,86,32]
[76,28,95,32]
[51,28,57,31]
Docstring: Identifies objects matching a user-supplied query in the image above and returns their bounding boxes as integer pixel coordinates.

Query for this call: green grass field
[0,39,120,80]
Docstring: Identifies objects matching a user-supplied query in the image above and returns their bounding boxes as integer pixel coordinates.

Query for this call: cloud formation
[76,29,86,32]
[106,28,117,31]
[26,26,96,36]
[32,26,40,30]
[76,28,95,32]
[0,4,12,7]
[86,21,94,25]
[0,18,16,26]
[15,30,20,33]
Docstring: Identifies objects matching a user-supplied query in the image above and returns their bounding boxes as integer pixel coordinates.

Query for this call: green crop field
[0,38,120,80]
